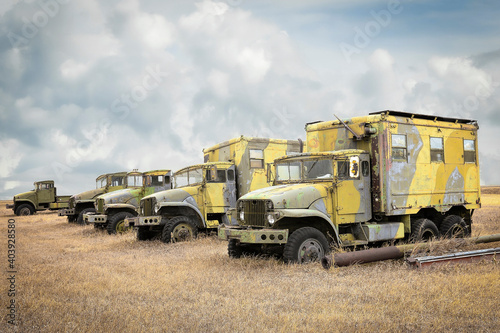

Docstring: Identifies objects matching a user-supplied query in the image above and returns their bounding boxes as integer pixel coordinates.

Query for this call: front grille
[142,197,156,216]
[97,198,105,214]
[240,200,267,226]
[69,197,75,209]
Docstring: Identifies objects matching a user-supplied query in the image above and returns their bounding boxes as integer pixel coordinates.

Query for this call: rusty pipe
[321,233,500,269]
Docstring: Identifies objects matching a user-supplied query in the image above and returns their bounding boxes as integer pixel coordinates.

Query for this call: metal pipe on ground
[321,233,500,269]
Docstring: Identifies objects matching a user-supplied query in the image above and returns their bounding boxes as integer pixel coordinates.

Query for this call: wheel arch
[275,214,340,246]
[158,202,205,228]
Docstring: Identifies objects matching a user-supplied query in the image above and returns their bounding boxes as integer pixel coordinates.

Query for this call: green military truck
[58,171,142,224]
[125,136,302,242]
[83,169,172,234]
[6,180,70,216]
[219,111,481,263]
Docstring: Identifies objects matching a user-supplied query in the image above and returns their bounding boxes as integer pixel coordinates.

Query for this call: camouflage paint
[220,111,480,247]
[130,137,302,232]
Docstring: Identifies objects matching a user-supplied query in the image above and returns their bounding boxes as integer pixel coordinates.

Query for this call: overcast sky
[0,0,499,199]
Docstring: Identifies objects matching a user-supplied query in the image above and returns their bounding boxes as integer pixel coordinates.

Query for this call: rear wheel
[161,216,198,243]
[440,215,468,238]
[16,204,34,216]
[411,218,439,242]
[107,212,134,235]
[77,208,95,225]
[283,227,329,264]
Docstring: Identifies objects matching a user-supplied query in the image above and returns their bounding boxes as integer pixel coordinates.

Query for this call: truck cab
[84,170,171,234]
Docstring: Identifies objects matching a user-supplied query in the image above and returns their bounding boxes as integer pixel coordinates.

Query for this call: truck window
[362,161,369,177]
[149,175,163,186]
[127,175,143,187]
[205,169,227,183]
[276,162,301,181]
[228,169,235,181]
[430,137,444,162]
[391,134,407,161]
[111,176,123,186]
[338,161,349,180]
[304,160,333,180]
[250,149,264,168]
[464,139,476,163]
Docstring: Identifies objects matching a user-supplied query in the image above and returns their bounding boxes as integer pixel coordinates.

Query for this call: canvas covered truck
[58,171,141,224]
[6,180,70,216]
[125,136,303,242]
[83,169,172,234]
[218,111,481,263]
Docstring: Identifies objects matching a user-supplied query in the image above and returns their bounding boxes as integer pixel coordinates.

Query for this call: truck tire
[411,218,439,242]
[228,239,261,258]
[77,208,95,225]
[107,212,134,235]
[283,227,330,264]
[16,204,34,216]
[137,227,158,241]
[161,216,198,243]
[440,215,468,238]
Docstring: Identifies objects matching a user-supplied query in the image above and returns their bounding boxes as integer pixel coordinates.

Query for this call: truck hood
[239,183,330,209]
[14,190,35,200]
[72,188,106,201]
[148,187,198,203]
[99,188,142,206]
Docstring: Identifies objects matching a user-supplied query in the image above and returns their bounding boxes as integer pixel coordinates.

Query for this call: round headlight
[266,200,273,210]
[239,211,245,221]
[267,213,275,225]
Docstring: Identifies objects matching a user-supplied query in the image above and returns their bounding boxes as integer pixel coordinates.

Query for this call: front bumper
[218,225,289,244]
[84,213,107,224]
[124,215,161,228]
[6,204,14,210]
[58,208,75,216]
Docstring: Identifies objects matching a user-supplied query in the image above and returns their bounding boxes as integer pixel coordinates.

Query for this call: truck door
[203,165,237,227]
[37,183,55,204]
[334,153,372,224]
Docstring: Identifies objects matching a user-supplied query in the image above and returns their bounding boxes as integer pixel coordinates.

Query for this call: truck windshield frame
[173,167,204,188]
[96,177,107,189]
[275,158,333,183]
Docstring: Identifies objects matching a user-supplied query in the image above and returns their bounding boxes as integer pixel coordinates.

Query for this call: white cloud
[0,139,23,178]
[3,180,20,191]
[60,59,90,79]
[237,47,271,83]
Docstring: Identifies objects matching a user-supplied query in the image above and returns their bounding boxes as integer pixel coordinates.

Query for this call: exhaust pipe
[322,233,500,269]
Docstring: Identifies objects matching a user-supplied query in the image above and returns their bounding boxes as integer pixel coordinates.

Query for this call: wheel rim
[172,223,194,242]
[448,224,465,238]
[297,238,325,263]
[19,207,31,215]
[116,220,131,234]
[420,228,437,240]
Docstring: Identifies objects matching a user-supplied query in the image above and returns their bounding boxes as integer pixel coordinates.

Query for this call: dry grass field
[1,188,499,332]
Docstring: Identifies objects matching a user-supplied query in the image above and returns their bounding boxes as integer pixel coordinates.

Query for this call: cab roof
[274,150,367,162]
[174,161,233,174]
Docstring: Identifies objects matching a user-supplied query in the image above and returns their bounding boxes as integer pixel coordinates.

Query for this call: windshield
[96,177,107,189]
[275,159,333,183]
[173,168,203,188]
[127,175,143,187]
